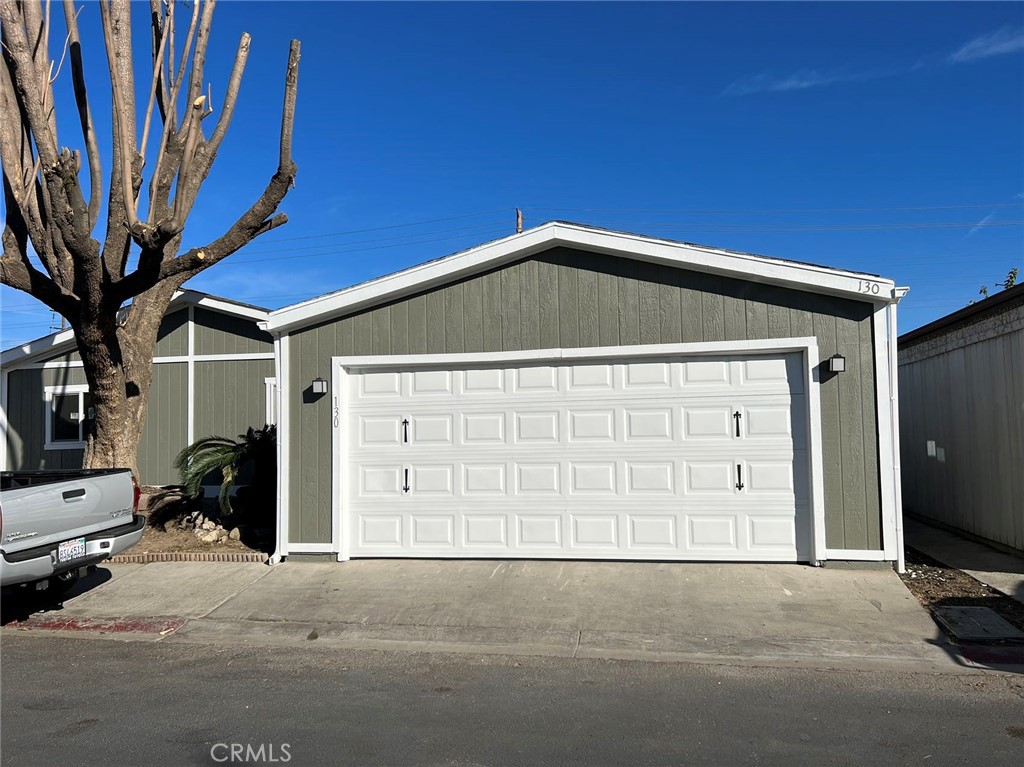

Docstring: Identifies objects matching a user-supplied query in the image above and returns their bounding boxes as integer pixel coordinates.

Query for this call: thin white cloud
[949,26,1024,63]
[722,67,890,96]
[965,211,996,238]
[725,25,1024,97]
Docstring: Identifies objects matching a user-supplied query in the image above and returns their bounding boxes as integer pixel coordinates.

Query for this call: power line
[226,218,509,258]
[524,202,1024,215]
[534,220,1024,233]
[210,227,513,267]
[254,208,511,244]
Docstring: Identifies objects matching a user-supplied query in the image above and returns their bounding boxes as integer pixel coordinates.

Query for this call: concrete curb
[157,616,1003,675]
[108,552,268,564]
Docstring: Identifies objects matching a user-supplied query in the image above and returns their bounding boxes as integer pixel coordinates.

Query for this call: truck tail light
[132,474,141,513]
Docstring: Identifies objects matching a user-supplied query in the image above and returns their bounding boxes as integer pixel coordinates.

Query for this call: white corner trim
[873,306,898,561]
[332,366,347,560]
[186,305,195,445]
[266,222,898,334]
[888,300,906,574]
[331,338,827,565]
[275,334,291,558]
[804,344,827,564]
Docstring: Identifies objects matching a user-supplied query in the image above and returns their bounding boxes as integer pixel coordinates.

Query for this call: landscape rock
[229,528,241,541]
[199,531,219,543]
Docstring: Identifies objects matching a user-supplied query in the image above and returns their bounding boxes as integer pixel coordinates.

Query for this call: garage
[264,222,905,566]
[343,351,811,560]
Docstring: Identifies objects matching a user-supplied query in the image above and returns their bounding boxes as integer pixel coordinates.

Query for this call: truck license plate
[57,537,87,563]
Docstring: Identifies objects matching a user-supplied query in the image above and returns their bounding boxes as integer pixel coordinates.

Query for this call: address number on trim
[858,281,881,295]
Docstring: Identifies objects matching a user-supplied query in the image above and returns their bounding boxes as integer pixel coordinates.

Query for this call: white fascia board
[2,291,269,369]
[265,222,898,335]
[0,328,77,368]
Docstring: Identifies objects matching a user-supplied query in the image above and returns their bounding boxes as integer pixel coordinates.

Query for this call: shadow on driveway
[1,566,113,626]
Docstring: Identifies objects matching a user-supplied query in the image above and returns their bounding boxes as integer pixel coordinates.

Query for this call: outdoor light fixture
[827,354,846,374]
[311,377,328,394]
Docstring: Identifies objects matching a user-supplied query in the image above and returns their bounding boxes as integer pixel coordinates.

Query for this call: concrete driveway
[2,558,963,671]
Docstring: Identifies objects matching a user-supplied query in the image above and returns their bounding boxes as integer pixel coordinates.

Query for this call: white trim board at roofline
[24,352,275,370]
[264,222,904,335]
[277,338,846,562]
[0,289,270,368]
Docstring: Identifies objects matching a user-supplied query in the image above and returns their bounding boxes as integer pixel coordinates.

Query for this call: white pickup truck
[1,469,145,594]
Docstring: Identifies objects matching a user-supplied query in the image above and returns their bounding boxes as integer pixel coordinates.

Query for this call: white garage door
[342,353,810,561]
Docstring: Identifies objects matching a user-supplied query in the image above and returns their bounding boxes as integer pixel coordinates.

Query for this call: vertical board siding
[900,320,1024,552]
[5,367,89,471]
[155,309,190,357]
[193,308,273,356]
[193,360,275,437]
[287,247,881,549]
[137,363,188,485]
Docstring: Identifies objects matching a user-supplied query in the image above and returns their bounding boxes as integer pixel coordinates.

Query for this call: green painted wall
[286,247,881,549]
[5,367,89,471]
[194,308,273,355]
[155,309,190,357]
[136,363,188,485]
[194,359,275,437]
[5,307,271,486]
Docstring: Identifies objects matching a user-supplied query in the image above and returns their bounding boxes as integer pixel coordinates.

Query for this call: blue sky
[2,1,1023,348]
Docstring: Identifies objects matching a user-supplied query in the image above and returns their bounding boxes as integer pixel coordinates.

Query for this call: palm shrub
[174,425,277,522]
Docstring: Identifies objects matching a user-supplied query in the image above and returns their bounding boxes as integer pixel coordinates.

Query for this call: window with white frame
[44,384,94,450]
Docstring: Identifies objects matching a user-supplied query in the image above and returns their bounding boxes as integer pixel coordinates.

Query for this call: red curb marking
[9,616,185,635]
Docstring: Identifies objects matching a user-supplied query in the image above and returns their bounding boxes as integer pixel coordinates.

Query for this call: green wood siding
[137,363,188,485]
[193,308,273,355]
[194,359,275,437]
[155,309,189,357]
[5,367,89,471]
[286,247,882,550]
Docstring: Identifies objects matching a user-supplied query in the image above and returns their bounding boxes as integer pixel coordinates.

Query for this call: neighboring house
[898,283,1024,554]
[263,222,907,566]
[1,290,276,487]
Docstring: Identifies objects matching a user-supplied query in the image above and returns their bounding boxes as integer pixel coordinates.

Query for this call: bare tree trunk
[77,280,179,478]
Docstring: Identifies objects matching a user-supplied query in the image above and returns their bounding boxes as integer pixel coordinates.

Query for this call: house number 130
[333,396,339,428]
[858,281,880,295]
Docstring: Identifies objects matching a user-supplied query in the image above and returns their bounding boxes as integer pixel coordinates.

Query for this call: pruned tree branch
[2,0,300,476]
[113,38,300,301]
[63,0,102,233]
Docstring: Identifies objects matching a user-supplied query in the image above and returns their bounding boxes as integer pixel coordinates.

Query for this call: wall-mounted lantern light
[311,377,328,394]
[827,353,846,374]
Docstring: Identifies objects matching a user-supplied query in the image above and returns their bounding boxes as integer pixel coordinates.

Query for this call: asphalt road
[2,635,1023,766]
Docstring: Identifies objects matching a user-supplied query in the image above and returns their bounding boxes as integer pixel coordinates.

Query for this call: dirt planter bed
[899,546,1024,641]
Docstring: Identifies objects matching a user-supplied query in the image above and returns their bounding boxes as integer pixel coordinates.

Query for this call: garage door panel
[344,352,811,561]
[624,361,672,388]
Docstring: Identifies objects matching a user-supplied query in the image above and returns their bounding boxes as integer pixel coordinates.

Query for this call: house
[1,290,276,488]
[262,222,908,566]
[898,283,1024,554]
